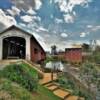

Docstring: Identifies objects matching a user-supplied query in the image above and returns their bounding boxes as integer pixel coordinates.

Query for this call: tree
[51,45,57,55]
[82,43,90,52]
[89,52,100,64]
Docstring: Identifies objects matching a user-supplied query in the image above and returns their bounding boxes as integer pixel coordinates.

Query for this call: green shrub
[56,75,93,100]
[1,64,38,92]
[38,73,43,79]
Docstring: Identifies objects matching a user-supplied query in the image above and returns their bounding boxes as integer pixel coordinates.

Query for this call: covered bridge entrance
[0,25,46,62]
[3,37,26,59]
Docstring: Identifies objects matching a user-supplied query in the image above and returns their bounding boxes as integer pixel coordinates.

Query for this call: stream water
[45,61,64,71]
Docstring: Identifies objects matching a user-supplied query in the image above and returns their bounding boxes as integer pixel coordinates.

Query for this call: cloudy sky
[0,0,100,51]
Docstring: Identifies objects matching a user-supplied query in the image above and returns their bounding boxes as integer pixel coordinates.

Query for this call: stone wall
[64,71,96,99]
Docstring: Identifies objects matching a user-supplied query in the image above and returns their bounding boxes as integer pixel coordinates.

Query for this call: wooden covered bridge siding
[65,48,82,63]
[30,37,46,62]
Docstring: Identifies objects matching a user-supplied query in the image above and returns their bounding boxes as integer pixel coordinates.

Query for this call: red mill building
[65,47,82,63]
[0,25,46,62]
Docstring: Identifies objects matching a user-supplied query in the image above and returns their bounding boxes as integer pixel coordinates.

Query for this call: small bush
[0,78,35,100]
[56,75,93,100]
[38,73,43,79]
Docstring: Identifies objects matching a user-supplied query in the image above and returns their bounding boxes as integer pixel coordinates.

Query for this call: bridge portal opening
[3,37,26,59]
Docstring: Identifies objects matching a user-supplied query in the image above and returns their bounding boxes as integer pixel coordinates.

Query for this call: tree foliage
[80,63,99,92]
[82,43,90,52]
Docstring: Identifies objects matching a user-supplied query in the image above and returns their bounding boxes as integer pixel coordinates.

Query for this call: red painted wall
[65,48,82,63]
[30,37,46,62]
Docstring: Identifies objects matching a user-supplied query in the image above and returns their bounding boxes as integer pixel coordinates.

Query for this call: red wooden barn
[65,47,82,63]
[0,25,46,63]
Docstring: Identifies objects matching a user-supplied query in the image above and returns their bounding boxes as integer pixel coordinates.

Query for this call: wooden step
[65,96,79,100]
[53,89,70,99]
[44,82,54,87]
[7,56,19,59]
[78,97,85,100]
[47,85,59,91]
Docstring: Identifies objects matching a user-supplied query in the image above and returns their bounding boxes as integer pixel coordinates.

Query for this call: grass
[0,63,38,92]
[55,76,74,92]
[35,85,61,100]
[0,62,61,100]
[20,63,38,77]
[0,78,61,100]
[0,78,34,100]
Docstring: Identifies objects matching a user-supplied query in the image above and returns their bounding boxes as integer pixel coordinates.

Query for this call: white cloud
[63,14,74,23]
[37,26,48,32]
[19,23,26,27]
[55,0,92,13]
[46,40,88,51]
[35,26,49,32]
[87,25,100,31]
[80,32,86,37]
[14,0,24,4]
[55,0,92,23]
[0,9,16,28]
[20,15,33,23]
[55,18,63,24]
[27,7,36,15]
[50,14,54,19]
[35,0,42,10]
[73,11,76,16]
[50,0,53,4]
[57,0,68,13]
[33,16,41,22]
[7,6,21,16]
[87,25,93,28]
[11,0,42,11]
[91,26,100,31]
[48,40,82,51]
[61,33,68,38]
[20,14,41,23]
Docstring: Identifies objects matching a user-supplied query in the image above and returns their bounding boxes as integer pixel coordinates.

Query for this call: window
[34,48,38,54]
[41,52,43,55]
